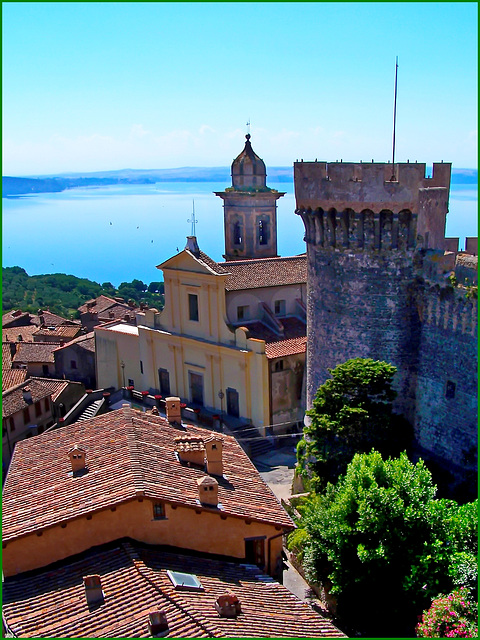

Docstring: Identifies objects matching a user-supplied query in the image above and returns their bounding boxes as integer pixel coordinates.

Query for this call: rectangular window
[153,502,166,519]
[140,360,144,374]
[445,380,456,399]
[23,407,30,425]
[9,417,15,432]
[245,537,266,568]
[128,379,135,387]
[42,364,49,375]
[188,294,199,322]
[158,368,171,396]
[35,401,42,418]
[274,300,286,316]
[237,305,249,321]
[274,360,284,372]
[70,360,77,370]
[44,397,50,413]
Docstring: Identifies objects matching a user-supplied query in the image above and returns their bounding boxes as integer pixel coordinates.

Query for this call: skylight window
[166,570,204,591]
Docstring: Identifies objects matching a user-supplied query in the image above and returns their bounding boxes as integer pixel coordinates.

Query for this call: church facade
[96,137,307,436]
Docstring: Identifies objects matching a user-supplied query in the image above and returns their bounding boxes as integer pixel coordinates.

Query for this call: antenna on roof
[391,56,399,174]
[187,199,198,237]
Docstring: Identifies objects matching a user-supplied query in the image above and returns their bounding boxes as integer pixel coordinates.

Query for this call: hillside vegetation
[2,267,164,319]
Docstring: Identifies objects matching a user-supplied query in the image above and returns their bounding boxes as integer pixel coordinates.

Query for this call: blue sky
[2,2,477,175]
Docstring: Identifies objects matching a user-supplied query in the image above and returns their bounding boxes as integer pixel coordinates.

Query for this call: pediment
[157,250,218,276]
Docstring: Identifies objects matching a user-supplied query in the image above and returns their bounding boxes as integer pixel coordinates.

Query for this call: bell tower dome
[215,135,284,261]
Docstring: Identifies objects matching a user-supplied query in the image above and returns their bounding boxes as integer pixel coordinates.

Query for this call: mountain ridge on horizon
[2,166,478,197]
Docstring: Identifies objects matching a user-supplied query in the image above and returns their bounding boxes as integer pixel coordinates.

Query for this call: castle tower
[294,160,452,424]
[215,134,285,261]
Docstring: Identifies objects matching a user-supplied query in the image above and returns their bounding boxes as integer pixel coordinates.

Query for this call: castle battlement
[295,160,451,252]
[418,284,477,337]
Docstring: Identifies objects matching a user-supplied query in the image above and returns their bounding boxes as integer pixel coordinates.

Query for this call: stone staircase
[76,398,105,422]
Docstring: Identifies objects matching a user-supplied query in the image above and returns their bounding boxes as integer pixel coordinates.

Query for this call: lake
[2,181,477,287]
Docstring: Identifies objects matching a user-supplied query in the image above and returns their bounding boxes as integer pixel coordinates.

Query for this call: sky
[2,2,478,176]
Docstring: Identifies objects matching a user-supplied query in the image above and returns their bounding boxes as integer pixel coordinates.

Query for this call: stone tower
[215,134,285,261]
[294,160,478,487]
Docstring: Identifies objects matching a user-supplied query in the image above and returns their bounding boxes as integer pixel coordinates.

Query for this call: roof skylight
[166,570,204,591]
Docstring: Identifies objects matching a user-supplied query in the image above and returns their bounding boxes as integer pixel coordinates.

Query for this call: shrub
[416,588,478,637]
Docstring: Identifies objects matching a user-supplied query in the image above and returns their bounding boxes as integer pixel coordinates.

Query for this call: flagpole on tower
[392,56,399,169]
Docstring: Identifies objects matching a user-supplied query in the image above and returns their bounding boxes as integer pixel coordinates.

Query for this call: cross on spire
[187,199,198,236]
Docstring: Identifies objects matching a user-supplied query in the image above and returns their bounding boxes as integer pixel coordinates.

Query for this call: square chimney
[197,475,218,507]
[166,396,182,424]
[83,575,104,606]
[69,445,87,474]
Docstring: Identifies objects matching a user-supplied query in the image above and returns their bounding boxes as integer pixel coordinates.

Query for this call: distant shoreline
[2,166,478,197]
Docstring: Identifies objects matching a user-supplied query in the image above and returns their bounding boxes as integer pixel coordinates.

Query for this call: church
[95,136,307,437]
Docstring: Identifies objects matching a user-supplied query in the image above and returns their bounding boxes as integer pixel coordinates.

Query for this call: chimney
[148,610,169,636]
[83,575,104,606]
[69,445,87,473]
[197,475,218,507]
[215,590,242,618]
[185,236,200,257]
[175,435,205,466]
[205,436,223,476]
[38,312,45,327]
[22,387,33,404]
[165,396,182,424]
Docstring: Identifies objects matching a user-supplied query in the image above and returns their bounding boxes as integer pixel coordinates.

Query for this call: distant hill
[2,166,477,196]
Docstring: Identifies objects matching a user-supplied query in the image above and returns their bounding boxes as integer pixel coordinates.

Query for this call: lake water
[2,181,477,287]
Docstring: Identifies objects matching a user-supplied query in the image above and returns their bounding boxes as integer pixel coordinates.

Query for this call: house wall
[2,399,53,465]
[54,344,96,388]
[2,498,285,578]
[96,327,141,390]
[226,284,307,323]
[270,353,306,430]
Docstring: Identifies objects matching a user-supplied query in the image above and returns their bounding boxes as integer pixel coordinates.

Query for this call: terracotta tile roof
[2,325,38,342]
[12,342,60,364]
[97,303,134,322]
[2,378,54,418]
[3,342,14,368]
[53,332,95,353]
[78,295,121,314]
[2,369,27,392]
[33,325,83,339]
[28,377,75,401]
[220,255,307,291]
[240,318,307,359]
[2,539,346,638]
[3,406,294,542]
[32,310,76,327]
[2,309,32,327]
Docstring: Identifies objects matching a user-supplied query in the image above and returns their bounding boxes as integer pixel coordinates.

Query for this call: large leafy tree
[288,450,478,637]
[297,358,412,489]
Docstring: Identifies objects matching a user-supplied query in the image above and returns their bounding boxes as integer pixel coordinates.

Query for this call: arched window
[233,221,242,245]
[258,219,269,245]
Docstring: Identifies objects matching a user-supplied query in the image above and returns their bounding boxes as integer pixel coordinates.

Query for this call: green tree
[288,450,478,637]
[297,358,412,489]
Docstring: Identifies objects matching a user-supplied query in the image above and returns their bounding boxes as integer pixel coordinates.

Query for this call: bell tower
[215,135,285,261]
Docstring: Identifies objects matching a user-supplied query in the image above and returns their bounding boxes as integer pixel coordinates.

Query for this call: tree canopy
[288,450,478,637]
[297,358,412,489]
[2,267,164,319]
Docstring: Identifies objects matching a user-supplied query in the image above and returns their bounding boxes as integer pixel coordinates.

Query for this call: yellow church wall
[2,498,285,578]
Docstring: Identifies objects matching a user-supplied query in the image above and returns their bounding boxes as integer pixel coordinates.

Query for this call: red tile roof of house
[2,325,38,342]
[2,369,27,392]
[2,378,55,418]
[32,310,77,327]
[32,325,83,339]
[53,331,95,353]
[12,342,61,364]
[221,255,307,291]
[2,309,32,327]
[78,295,126,314]
[239,317,307,359]
[2,405,294,543]
[2,539,346,638]
[28,377,79,402]
[97,303,135,322]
